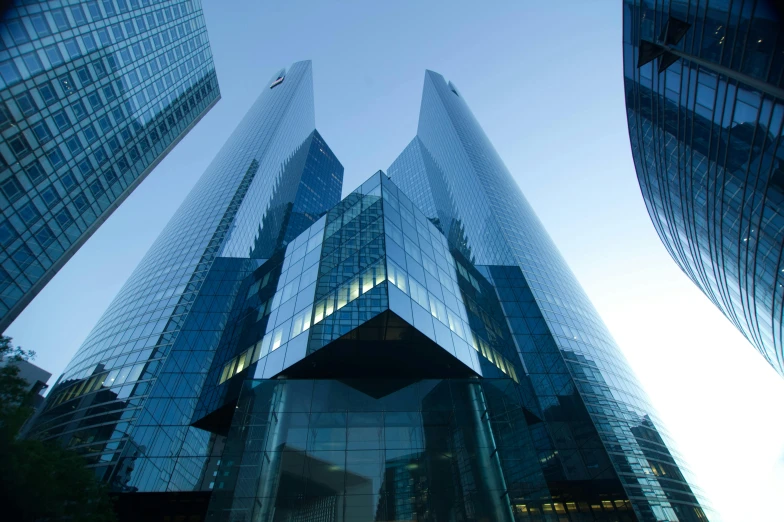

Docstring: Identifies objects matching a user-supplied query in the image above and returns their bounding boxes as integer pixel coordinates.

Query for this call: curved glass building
[623,0,784,376]
[0,0,220,331]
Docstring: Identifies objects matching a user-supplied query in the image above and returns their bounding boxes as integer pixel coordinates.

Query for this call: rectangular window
[35,225,54,248]
[61,172,77,192]
[32,121,52,143]
[73,193,89,212]
[44,45,64,67]
[5,19,30,44]
[38,82,57,104]
[72,100,88,121]
[47,146,65,168]
[98,116,111,133]
[15,92,37,115]
[111,24,124,41]
[22,51,44,75]
[102,0,116,16]
[41,185,61,208]
[18,202,40,225]
[55,208,73,227]
[82,33,97,52]
[0,61,21,85]
[89,180,104,198]
[25,161,45,184]
[103,167,117,185]
[29,14,52,37]
[87,1,103,20]
[51,9,70,31]
[9,135,31,159]
[76,67,93,86]
[0,176,23,202]
[290,306,313,339]
[87,92,103,111]
[93,60,108,78]
[52,110,71,131]
[63,39,81,59]
[97,28,111,46]
[83,124,98,143]
[65,135,83,154]
[70,6,87,25]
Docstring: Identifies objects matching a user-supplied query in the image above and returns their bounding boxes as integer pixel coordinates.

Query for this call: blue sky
[7,1,784,520]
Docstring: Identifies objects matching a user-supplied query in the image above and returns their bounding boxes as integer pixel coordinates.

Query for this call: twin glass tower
[29,61,711,522]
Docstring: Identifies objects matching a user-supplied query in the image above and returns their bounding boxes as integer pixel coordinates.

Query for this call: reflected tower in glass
[387,70,711,521]
[0,0,220,331]
[27,61,344,499]
[623,1,784,376]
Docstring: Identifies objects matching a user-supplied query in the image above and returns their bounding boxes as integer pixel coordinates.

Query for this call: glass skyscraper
[30,62,709,522]
[623,0,784,376]
[0,0,220,331]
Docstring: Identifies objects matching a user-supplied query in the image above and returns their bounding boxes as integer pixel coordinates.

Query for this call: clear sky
[6,1,784,520]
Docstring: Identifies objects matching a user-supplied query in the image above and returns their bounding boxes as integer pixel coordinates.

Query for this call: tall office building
[30,63,709,522]
[0,0,220,331]
[27,60,343,511]
[623,0,784,375]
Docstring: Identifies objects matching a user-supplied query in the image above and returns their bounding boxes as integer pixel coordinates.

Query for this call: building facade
[0,0,220,331]
[388,70,711,521]
[27,60,343,496]
[30,63,709,522]
[623,0,784,375]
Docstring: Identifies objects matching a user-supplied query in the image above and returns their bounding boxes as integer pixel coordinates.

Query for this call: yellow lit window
[336,287,348,310]
[362,270,374,293]
[313,301,325,324]
[235,351,248,374]
[349,278,360,301]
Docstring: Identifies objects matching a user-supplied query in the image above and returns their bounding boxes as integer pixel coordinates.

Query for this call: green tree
[0,335,117,522]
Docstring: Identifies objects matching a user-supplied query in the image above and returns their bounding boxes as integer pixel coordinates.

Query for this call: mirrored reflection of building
[30,63,709,522]
[0,0,220,330]
[623,0,784,376]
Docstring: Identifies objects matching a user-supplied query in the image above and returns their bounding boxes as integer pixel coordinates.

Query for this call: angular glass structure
[27,61,343,494]
[623,0,784,376]
[0,0,220,331]
[31,63,708,522]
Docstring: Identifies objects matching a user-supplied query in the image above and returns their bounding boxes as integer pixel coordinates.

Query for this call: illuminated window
[291,306,312,338]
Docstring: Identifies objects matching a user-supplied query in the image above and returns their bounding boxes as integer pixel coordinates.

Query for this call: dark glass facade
[623,0,784,376]
[0,0,220,331]
[32,62,708,522]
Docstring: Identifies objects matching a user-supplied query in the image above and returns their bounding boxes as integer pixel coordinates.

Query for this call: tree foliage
[0,335,117,522]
